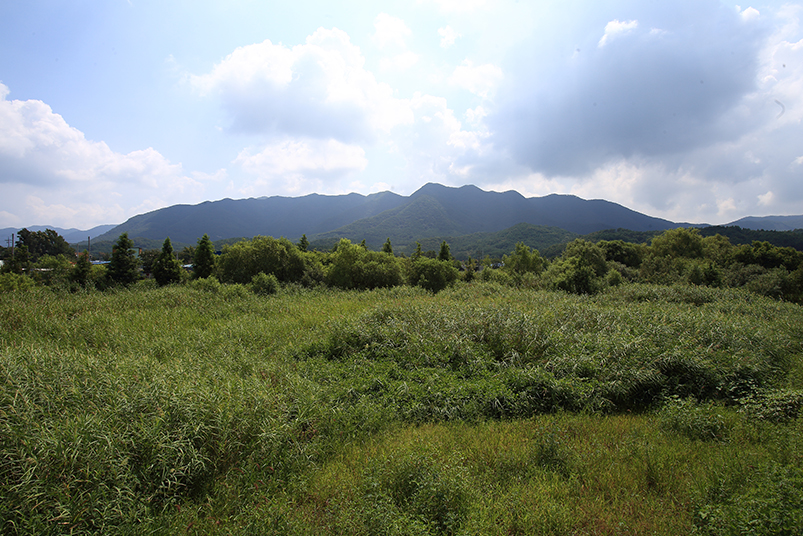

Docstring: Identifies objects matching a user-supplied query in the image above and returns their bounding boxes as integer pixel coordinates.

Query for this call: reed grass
[1,282,801,534]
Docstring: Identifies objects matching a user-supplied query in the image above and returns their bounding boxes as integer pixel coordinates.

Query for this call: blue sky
[1,0,802,229]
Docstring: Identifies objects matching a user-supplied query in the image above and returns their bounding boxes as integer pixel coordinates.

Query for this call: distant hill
[92,183,685,251]
[724,215,803,231]
[1,224,116,244]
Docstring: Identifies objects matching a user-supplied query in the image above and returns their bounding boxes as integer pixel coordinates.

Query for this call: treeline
[3,227,803,303]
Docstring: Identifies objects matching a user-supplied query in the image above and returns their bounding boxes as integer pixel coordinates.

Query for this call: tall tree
[152,237,183,286]
[193,234,216,279]
[71,250,92,287]
[382,238,393,255]
[298,234,309,252]
[438,241,451,262]
[108,233,140,286]
[16,228,74,261]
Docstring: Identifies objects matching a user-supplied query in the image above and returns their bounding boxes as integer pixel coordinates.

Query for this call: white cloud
[438,26,460,48]
[372,13,412,49]
[740,6,760,22]
[598,19,638,48]
[758,191,774,206]
[234,137,367,195]
[379,51,420,72]
[192,28,414,142]
[449,60,503,98]
[0,83,204,228]
[422,0,487,13]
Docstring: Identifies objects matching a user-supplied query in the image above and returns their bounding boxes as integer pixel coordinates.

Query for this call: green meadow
[2,282,802,534]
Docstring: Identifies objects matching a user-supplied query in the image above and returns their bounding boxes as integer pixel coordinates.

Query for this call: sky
[1,0,802,230]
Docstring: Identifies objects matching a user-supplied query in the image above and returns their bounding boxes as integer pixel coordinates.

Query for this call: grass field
[1,282,802,534]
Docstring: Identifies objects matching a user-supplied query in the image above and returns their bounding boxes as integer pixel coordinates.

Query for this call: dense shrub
[409,257,459,293]
[326,239,404,290]
[251,272,280,295]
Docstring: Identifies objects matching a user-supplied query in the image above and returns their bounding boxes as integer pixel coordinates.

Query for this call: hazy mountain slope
[1,225,116,244]
[93,191,406,244]
[309,195,464,250]
[85,182,759,248]
[725,215,803,231]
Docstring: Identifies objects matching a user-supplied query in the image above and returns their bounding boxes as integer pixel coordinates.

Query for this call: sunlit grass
[1,282,801,534]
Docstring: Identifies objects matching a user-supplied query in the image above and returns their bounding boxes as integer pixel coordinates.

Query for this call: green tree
[71,250,92,287]
[152,237,183,286]
[177,246,195,264]
[16,228,74,261]
[193,234,217,280]
[438,241,451,262]
[503,242,545,274]
[651,228,704,259]
[412,242,423,261]
[138,249,160,277]
[217,236,305,284]
[410,256,458,293]
[107,233,140,286]
[298,234,309,252]
[326,238,403,290]
[3,245,30,275]
[382,237,393,255]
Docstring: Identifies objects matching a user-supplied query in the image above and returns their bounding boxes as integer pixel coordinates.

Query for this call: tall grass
[1,282,801,534]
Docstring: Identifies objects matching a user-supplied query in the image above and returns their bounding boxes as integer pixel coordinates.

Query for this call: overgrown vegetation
[0,281,801,534]
[1,227,803,534]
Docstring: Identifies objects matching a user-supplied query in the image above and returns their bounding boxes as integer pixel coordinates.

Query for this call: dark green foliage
[740,389,803,423]
[107,233,140,286]
[695,463,803,535]
[138,248,160,276]
[597,239,644,267]
[543,240,608,295]
[363,452,469,535]
[152,237,183,286]
[193,234,216,280]
[502,242,545,274]
[650,227,705,259]
[438,241,451,262]
[410,257,458,293]
[71,250,92,287]
[217,235,305,284]
[30,254,73,287]
[659,397,729,441]
[298,233,309,252]
[326,239,403,290]
[16,228,74,261]
[2,244,29,275]
[382,237,393,254]
[251,272,279,295]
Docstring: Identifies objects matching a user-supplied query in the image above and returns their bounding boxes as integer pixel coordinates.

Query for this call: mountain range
[3,183,802,255]
[88,183,689,250]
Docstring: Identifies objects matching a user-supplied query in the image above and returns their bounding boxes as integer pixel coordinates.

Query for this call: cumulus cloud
[234,137,368,195]
[449,60,503,98]
[422,0,487,13]
[192,28,414,143]
[379,51,420,72]
[598,19,638,48]
[438,26,460,48]
[372,13,412,49]
[490,0,768,178]
[0,83,204,228]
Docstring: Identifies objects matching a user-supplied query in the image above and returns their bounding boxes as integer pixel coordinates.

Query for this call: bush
[658,397,729,442]
[364,452,469,536]
[409,257,459,293]
[251,272,280,295]
[189,276,222,293]
[0,272,35,292]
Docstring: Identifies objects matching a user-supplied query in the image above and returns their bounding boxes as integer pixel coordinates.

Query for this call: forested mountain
[91,183,684,250]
